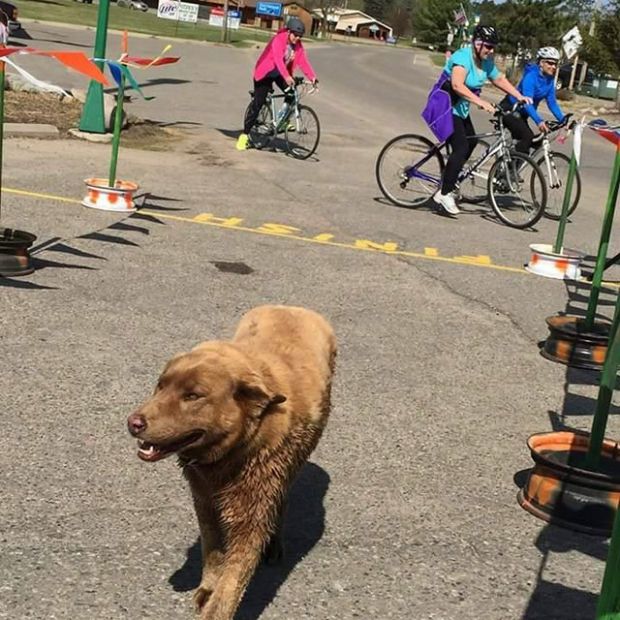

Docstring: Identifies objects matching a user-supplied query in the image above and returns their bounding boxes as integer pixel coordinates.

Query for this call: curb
[4,123,59,138]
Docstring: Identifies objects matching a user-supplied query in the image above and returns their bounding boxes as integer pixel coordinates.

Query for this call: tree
[364,0,391,21]
[579,0,620,73]
[385,1,414,37]
[413,0,466,46]
[306,0,345,37]
[474,0,568,54]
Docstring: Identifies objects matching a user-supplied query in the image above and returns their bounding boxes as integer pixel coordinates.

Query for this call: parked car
[556,62,595,90]
[117,0,149,10]
[0,0,22,36]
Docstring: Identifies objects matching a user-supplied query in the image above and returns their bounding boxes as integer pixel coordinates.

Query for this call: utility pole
[221,0,229,43]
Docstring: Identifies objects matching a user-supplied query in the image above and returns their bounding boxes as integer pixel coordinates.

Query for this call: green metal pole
[585,289,620,470]
[108,70,125,188]
[596,497,620,618]
[585,145,620,330]
[553,154,578,254]
[79,0,110,133]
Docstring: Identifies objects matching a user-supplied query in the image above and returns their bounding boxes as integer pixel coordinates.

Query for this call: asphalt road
[2,20,620,620]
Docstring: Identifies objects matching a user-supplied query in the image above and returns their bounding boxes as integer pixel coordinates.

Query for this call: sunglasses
[542,60,558,66]
[482,43,495,51]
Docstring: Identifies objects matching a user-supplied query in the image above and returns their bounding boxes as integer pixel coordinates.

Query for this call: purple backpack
[421,71,454,142]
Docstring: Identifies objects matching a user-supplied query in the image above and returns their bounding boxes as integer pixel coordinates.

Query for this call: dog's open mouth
[137,431,204,462]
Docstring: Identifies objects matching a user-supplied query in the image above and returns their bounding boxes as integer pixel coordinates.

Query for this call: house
[311,7,392,39]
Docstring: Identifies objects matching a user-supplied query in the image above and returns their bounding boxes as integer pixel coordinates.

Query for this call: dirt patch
[121,119,186,151]
[6,91,82,133]
[5,91,185,150]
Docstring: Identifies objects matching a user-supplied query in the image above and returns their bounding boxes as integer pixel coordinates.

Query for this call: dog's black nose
[127,413,147,435]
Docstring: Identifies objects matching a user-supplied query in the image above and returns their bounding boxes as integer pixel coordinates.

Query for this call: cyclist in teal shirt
[433,25,530,216]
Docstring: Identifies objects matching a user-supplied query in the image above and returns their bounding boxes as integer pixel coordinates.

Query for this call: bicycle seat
[531,133,545,146]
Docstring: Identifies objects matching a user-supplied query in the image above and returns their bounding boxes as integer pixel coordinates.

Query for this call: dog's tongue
[137,440,166,462]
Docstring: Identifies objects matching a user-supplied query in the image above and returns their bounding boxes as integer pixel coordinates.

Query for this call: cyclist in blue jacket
[500,46,566,154]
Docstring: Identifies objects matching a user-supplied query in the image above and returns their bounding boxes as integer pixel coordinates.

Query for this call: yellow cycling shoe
[236,133,249,151]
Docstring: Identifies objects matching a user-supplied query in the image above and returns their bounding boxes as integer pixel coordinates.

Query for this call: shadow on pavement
[516,271,619,619]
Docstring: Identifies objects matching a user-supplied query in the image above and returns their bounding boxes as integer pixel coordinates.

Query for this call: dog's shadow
[168,462,330,619]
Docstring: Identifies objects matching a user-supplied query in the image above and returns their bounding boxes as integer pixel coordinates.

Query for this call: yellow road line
[4,187,82,204]
[1,185,528,276]
[140,210,527,274]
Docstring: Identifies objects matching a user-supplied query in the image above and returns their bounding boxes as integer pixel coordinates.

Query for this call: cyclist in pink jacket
[236,17,319,150]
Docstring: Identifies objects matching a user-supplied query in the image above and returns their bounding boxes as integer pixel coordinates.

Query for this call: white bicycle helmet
[537,46,561,61]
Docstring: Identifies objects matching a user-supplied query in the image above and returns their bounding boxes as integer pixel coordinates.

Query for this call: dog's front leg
[189,483,224,612]
[198,535,264,620]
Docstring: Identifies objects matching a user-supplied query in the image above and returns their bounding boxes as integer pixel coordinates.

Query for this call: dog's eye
[184,392,201,401]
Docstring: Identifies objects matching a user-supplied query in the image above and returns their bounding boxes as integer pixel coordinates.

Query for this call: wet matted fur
[127,305,337,619]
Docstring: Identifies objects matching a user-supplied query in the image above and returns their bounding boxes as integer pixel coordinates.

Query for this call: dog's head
[127,342,286,464]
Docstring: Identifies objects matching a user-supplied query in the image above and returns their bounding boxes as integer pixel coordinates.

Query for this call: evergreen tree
[364,0,391,21]
[413,0,466,46]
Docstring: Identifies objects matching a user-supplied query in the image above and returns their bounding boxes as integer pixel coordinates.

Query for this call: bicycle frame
[406,116,513,188]
[266,83,308,133]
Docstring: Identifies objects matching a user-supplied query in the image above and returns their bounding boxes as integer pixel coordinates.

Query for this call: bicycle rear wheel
[535,151,581,220]
[285,105,320,160]
[488,152,546,229]
[244,102,273,150]
[457,139,491,204]
[375,134,443,208]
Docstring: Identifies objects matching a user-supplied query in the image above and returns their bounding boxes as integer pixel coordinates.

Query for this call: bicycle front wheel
[375,134,443,208]
[244,102,273,150]
[285,105,320,160]
[488,152,546,229]
[536,151,581,220]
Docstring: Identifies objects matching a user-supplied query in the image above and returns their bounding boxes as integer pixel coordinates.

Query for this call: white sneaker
[433,191,460,215]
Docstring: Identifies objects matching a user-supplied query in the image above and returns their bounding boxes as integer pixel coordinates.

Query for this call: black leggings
[243,74,293,134]
[442,115,478,194]
[501,111,535,154]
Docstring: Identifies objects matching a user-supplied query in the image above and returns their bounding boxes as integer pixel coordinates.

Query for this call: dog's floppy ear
[234,374,286,418]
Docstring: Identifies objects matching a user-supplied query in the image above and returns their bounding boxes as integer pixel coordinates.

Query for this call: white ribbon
[4,57,69,96]
[573,119,584,166]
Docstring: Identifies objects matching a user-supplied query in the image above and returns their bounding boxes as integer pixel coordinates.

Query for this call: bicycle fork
[542,142,562,190]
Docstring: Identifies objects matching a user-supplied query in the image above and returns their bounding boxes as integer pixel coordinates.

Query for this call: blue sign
[256,1,282,17]
[228,9,240,17]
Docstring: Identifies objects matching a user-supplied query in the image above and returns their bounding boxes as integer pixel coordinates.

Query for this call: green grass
[19,0,273,46]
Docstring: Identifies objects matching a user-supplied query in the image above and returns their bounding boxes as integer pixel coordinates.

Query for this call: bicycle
[375,105,548,229]
[529,114,581,220]
[244,76,320,160]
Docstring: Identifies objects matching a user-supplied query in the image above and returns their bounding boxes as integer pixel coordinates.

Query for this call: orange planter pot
[542,315,610,371]
[82,178,139,213]
[518,431,620,536]
[0,227,37,277]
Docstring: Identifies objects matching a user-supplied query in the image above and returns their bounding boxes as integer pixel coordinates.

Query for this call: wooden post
[221,0,229,43]
[568,53,579,91]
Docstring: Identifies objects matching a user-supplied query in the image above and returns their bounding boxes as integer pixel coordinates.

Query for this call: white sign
[208,9,241,29]
[562,26,582,60]
[178,2,198,23]
[157,0,199,23]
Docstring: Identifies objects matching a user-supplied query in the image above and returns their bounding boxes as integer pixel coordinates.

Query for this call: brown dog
[127,305,336,620]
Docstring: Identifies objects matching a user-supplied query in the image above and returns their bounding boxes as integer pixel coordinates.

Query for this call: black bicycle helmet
[473,24,499,45]
[287,16,305,36]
